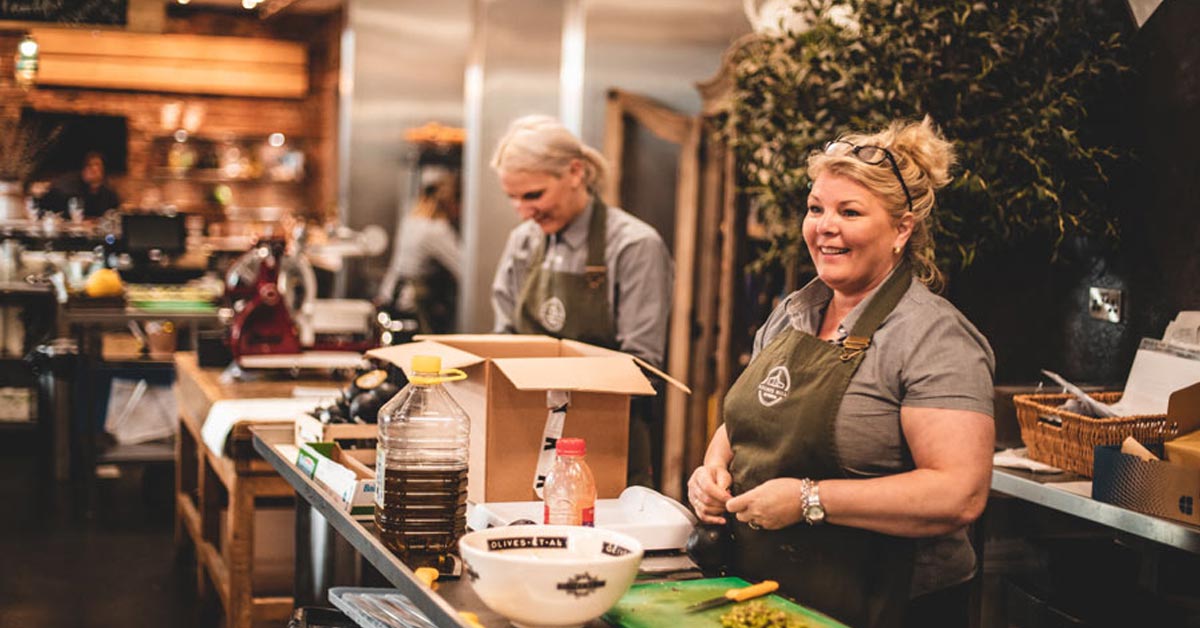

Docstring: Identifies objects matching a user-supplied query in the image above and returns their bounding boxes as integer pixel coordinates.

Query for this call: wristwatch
[800,478,825,526]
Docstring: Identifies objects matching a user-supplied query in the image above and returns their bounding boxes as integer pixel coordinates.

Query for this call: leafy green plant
[727,0,1134,275]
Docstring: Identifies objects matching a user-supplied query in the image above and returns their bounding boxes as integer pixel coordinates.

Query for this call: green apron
[514,198,654,486]
[724,260,915,628]
[515,196,615,348]
[392,261,457,335]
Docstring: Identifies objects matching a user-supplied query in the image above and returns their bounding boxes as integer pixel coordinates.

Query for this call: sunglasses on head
[823,140,914,213]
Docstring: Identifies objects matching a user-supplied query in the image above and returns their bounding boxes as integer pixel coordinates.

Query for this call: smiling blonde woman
[688,118,995,628]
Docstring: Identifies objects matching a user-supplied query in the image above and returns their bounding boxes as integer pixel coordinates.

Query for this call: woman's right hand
[688,464,733,525]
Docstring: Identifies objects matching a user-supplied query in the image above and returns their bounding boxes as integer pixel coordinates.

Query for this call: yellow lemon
[85,268,124,298]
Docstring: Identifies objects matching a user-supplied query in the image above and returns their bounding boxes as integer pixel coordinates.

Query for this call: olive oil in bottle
[375,355,470,569]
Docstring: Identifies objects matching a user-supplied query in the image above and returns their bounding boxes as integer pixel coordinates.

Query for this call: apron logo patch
[539,296,567,332]
[757,366,791,407]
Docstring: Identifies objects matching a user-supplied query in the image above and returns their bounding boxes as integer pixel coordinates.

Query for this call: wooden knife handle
[728,580,779,602]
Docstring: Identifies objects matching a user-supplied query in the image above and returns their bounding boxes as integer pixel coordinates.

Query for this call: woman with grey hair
[490,114,673,487]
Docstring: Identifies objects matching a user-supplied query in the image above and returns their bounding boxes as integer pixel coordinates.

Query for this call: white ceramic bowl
[459,524,643,628]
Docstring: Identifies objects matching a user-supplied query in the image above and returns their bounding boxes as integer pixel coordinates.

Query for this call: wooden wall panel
[0,9,340,221]
[31,28,308,98]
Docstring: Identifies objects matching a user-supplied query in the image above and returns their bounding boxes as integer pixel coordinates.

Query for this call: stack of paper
[1042,316,1200,419]
[1110,338,1200,416]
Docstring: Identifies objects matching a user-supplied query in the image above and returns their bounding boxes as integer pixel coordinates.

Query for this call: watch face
[805,504,826,524]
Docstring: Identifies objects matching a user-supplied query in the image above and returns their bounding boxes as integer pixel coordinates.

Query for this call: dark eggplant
[686,522,732,575]
[349,387,393,424]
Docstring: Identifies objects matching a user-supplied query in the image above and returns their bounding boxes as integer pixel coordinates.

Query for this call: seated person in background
[38,151,121,219]
[377,171,462,334]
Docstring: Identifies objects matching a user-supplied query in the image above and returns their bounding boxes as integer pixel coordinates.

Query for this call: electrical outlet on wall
[1089,287,1123,323]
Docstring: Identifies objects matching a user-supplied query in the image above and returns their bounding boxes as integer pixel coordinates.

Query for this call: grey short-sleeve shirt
[491,201,674,368]
[751,271,995,597]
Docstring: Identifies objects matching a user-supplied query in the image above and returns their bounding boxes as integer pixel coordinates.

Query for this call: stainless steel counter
[990,467,1200,554]
[251,424,486,627]
[251,425,616,628]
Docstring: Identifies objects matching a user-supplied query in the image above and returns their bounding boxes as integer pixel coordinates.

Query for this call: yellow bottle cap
[411,355,442,374]
[414,566,439,590]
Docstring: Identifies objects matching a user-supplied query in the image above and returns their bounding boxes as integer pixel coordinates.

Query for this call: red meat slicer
[224,233,378,371]
[226,238,302,359]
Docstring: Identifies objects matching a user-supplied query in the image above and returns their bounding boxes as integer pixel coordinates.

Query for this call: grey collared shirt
[378,215,461,303]
[491,201,673,368]
[751,270,996,597]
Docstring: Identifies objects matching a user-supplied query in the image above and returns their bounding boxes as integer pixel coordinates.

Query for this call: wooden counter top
[174,352,344,422]
[173,352,348,465]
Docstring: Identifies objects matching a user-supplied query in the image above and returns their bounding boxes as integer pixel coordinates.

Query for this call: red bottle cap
[556,437,586,456]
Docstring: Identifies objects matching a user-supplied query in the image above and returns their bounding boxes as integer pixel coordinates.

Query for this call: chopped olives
[719,601,809,628]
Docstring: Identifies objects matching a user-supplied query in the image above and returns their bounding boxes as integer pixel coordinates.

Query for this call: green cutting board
[602,577,849,628]
[130,300,217,313]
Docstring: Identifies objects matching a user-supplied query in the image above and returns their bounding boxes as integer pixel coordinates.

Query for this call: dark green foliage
[728,0,1134,274]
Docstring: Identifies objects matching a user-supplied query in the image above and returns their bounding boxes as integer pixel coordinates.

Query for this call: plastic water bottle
[375,355,470,570]
[68,197,84,224]
[543,437,597,526]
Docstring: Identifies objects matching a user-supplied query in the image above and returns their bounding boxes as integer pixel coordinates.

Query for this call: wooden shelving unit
[150,134,309,220]
[173,353,343,628]
[151,168,305,185]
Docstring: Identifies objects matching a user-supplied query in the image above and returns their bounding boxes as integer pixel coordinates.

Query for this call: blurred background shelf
[151,168,305,185]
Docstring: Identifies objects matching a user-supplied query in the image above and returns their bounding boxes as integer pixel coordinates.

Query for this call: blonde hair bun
[888,116,955,191]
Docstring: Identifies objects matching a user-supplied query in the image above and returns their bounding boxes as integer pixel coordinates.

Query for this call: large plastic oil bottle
[374,355,469,570]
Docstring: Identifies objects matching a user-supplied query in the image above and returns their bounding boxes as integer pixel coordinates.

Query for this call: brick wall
[0,8,341,223]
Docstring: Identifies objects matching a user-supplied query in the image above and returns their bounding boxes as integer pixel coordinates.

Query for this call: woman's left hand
[725,478,806,530]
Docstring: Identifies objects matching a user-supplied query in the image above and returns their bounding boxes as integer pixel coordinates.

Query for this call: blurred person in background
[377,170,461,334]
[38,150,121,219]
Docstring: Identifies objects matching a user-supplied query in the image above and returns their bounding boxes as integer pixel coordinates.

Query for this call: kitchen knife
[683,580,779,613]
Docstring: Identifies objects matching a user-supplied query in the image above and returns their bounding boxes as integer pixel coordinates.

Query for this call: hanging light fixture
[14,33,38,89]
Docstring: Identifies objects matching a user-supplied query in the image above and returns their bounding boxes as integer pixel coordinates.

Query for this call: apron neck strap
[584,196,607,269]
[840,258,912,361]
[530,195,607,269]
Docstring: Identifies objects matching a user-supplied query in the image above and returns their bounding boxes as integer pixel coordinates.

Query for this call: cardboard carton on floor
[367,335,687,503]
[1092,382,1200,525]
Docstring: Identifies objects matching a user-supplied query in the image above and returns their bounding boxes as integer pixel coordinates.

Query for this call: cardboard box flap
[1168,381,1200,435]
[491,356,656,395]
[414,333,562,358]
[1164,430,1200,469]
[367,341,485,374]
[559,339,691,394]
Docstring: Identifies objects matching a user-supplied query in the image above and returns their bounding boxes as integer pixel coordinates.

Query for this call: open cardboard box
[367,334,688,503]
[294,413,377,448]
[296,442,377,517]
[1092,381,1200,525]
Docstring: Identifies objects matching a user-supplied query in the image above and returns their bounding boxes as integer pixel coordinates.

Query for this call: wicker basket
[1012,392,1177,477]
